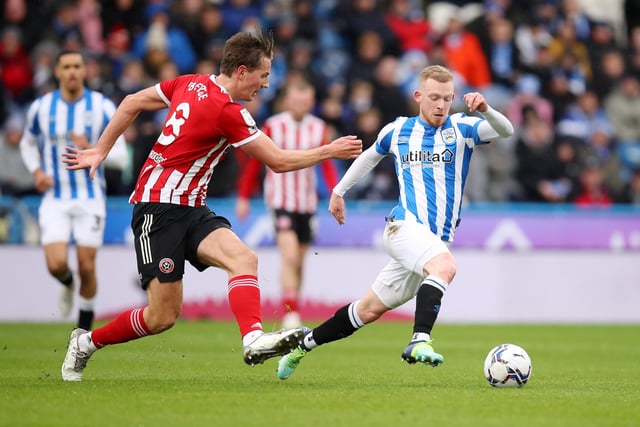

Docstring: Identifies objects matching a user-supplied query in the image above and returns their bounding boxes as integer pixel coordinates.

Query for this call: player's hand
[329,191,346,225]
[62,146,105,180]
[328,135,362,160]
[33,169,54,193]
[463,92,488,113]
[235,198,250,221]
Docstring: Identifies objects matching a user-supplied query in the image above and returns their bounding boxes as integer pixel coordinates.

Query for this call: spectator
[557,90,613,141]
[587,20,619,96]
[591,48,627,101]
[547,18,592,82]
[346,31,385,84]
[76,0,105,55]
[514,15,553,69]
[219,0,261,36]
[0,27,33,105]
[482,15,521,90]
[573,158,614,206]
[515,112,573,202]
[559,0,591,42]
[372,55,410,125]
[579,128,626,201]
[188,3,228,59]
[0,112,36,196]
[620,167,640,204]
[292,0,319,44]
[604,73,640,179]
[506,73,554,127]
[132,3,197,74]
[51,1,85,49]
[384,0,434,55]
[339,0,399,57]
[439,14,492,90]
[100,0,145,43]
[1,0,57,52]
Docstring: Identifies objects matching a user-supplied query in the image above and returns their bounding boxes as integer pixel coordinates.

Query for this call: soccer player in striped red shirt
[59,30,362,381]
[236,79,339,329]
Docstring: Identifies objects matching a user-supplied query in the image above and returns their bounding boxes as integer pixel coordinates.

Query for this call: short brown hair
[55,49,84,66]
[219,30,274,76]
[419,65,454,84]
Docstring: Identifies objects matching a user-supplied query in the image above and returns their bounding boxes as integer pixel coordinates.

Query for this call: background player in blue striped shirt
[277,64,514,380]
[20,50,128,330]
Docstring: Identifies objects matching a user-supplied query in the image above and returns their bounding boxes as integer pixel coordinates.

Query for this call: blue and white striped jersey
[20,89,126,201]
[376,113,488,243]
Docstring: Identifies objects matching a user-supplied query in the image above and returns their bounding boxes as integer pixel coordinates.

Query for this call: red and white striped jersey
[129,74,261,207]
[237,111,338,213]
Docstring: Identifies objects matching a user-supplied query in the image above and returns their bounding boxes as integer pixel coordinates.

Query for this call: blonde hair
[419,65,454,84]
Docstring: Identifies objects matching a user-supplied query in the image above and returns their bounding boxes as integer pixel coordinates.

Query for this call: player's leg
[72,199,105,330]
[61,202,185,381]
[75,245,97,330]
[281,212,314,329]
[387,221,455,366]
[40,199,75,317]
[277,229,305,328]
[61,278,181,382]
[277,284,392,380]
[192,212,302,365]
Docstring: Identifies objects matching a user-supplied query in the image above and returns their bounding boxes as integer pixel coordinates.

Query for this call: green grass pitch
[1,321,638,427]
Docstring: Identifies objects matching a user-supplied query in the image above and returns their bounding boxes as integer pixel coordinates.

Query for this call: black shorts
[271,209,316,244]
[131,203,231,289]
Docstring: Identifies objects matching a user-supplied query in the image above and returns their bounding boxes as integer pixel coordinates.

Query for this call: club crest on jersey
[159,257,174,274]
[240,108,258,134]
[441,128,456,144]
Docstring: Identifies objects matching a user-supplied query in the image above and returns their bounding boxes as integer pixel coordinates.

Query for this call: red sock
[282,288,298,314]
[91,308,151,348]
[228,275,263,337]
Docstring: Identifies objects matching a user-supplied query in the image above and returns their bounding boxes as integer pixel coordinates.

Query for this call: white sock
[302,332,317,350]
[242,330,263,347]
[78,296,95,311]
[411,332,431,342]
[78,332,98,353]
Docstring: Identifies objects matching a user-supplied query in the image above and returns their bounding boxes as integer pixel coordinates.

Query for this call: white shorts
[38,197,105,247]
[372,220,450,309]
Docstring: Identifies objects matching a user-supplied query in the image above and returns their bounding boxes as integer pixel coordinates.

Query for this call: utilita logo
[400,148,453,169]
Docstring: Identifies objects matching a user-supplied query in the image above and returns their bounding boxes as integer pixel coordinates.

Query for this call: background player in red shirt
[60,30,362,382]
[236,79,339,330]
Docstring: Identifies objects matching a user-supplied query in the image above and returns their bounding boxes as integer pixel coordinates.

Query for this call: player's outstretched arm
[463,91,514,139]
[63,86,167,179]
[241,133,362,173]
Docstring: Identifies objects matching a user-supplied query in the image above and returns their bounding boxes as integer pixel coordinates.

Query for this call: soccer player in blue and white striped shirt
[277,65,514,380]
[20,50,127,330]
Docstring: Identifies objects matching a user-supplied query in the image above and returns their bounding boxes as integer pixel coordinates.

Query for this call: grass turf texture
[1,321,638,427]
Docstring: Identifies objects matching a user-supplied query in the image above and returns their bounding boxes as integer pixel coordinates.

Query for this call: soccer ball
[483,343,532,388]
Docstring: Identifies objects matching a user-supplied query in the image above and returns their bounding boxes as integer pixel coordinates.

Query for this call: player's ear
[238,65,247,79]
[413,90,422,103]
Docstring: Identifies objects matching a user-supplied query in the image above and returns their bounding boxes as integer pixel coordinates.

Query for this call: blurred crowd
[2,0,640,206]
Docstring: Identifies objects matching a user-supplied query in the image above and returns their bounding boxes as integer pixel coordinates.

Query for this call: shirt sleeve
[477,106,514,141]
[333,144,385,197]
[218,103,263,147]
[19,101,42,174]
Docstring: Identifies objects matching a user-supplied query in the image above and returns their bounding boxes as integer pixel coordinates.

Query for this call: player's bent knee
[147,315,179,334]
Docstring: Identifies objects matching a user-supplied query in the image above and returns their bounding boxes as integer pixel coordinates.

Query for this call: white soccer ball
[483,343,532,388]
